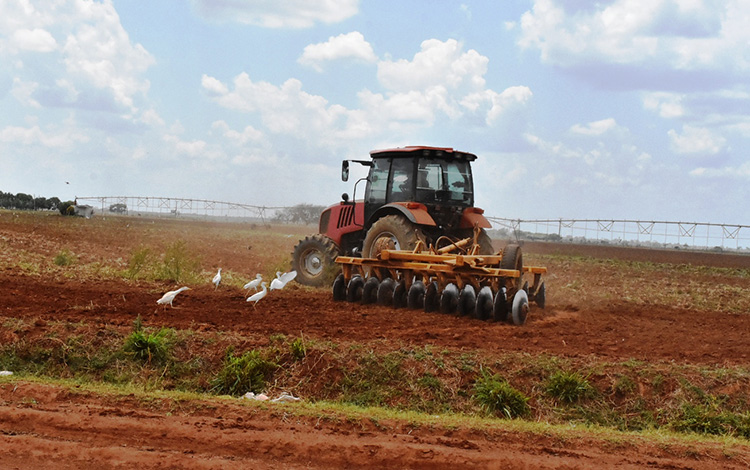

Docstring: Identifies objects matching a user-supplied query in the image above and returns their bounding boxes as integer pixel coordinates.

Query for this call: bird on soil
[270,270,297,290]
[212,268,222,289]
[247,282,267,307]
[243,273,263,291]
[157,287,190,308]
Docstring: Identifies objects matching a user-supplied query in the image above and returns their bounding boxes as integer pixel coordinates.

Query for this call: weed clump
[156,240,201,283]
[473,369,530,419]
[545,371,595,403]
[123,316,172,364]
[211,349,278,396]
[53,249,76,266]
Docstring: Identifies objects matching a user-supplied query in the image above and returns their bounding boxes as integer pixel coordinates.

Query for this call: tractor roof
[369,146,477,162]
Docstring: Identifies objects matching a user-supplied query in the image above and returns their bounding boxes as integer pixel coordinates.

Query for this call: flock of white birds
[156,268,297,309]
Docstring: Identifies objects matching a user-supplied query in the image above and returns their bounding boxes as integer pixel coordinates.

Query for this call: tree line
[0,191,75,215]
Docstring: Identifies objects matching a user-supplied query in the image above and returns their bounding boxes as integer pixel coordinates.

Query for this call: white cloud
[518,0,750,84]
[190,0,359,28]
[0,123,88,149]
[571,118,617,136]
[298,32,377,71]
[11,27,56,52]
[378,39,488,93]
[643,92,685,118]
[668,125,726,155]
[1,0,155,113]
[691,161,750,179]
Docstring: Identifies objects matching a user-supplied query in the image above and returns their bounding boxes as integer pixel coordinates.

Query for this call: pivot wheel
[362,215,426,258]
[292,234,341,287]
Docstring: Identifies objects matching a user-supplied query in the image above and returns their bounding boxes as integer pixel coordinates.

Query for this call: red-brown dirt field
[1,212,749,469]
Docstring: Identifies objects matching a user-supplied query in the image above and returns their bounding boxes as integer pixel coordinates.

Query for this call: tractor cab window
[366,158,389,204]
[445,161,472,203]
[387,158,414,202]
[418,157,473,205]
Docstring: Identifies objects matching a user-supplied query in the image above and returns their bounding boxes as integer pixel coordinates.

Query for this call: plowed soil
[1,213,749,469]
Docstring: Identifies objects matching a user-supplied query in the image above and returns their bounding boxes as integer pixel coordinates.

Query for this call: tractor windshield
[417,158,473,205]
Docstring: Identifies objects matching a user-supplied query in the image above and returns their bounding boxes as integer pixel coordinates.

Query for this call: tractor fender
[370,202,437,227]
[459,207,492,229]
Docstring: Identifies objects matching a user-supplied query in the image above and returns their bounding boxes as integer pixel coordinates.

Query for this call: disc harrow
[332,239,547,325]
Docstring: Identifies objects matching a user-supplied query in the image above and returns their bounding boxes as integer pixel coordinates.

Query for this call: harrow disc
[511,289,529,325]
[440,283,459,314]
[535,282,546,309]
[362,277,380,305]
[377,278,396,306]
[393,280,408,308]
[493,287,508,322]
[424,281,439,313]
[407,281,426,309]
[332,274,346,301]
[346,275,364,302]
[458,285,476,316]
[474,286,493,320]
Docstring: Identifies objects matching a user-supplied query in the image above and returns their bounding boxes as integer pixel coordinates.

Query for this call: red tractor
[292,146,495,287]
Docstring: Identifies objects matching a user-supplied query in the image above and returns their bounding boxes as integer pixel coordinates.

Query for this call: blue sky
[1,0,748,224]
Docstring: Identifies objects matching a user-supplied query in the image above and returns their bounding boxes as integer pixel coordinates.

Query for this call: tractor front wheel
[292,234,341,287]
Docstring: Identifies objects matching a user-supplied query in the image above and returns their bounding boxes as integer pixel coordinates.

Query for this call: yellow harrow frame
[331,239,547,325]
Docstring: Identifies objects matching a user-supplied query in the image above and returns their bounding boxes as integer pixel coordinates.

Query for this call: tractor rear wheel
[292,234,341,287]
[362,215,426,258]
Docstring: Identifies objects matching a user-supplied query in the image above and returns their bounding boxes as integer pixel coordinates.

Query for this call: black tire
[346,275,364,302]
[362,215,426,258]
[440,284,459,314]
[493,287,509,322]
[535,282,546,309]
[393,280,408,308]
[500,244,523,290]
[292,234,341,287]
[407,281,426,309]
[511,290,530,325]
[362,277,380,304]
[458,285,476,316]
[332,274,346,301]
[424,281,439,312]
[474,286,493,320]
[377,278,396,305]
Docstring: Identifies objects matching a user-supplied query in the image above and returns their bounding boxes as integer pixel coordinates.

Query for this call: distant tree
[59,200,76,216]
[274,204,325,225]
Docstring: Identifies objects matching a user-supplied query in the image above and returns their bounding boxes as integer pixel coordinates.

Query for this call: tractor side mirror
[341,160,350,182]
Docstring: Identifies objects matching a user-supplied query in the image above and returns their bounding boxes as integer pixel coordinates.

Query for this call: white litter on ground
[242,391,301,403]
[0,371,13,376]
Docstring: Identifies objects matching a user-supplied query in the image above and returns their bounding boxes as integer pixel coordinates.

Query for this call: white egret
[270,270,297,290]
[243,273,262,291]
[157,287,190,308]
[246,282,267,307]
[212,268,222,289]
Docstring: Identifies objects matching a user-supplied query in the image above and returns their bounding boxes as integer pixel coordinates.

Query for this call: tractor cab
[363,147,476,230]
